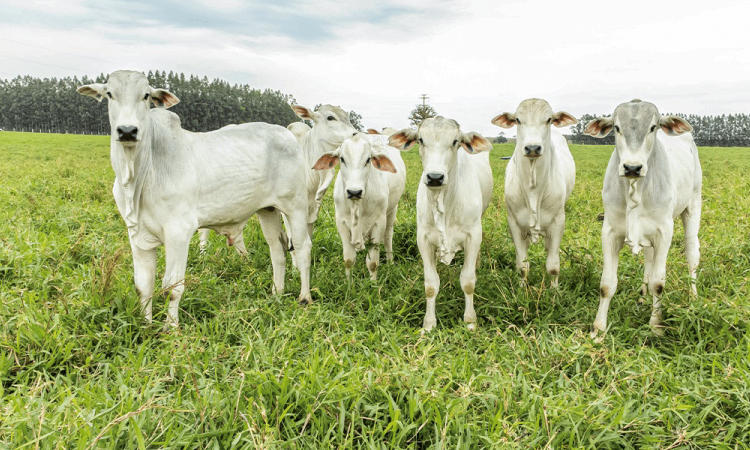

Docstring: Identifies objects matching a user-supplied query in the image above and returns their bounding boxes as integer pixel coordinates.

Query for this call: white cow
[585,100,702,337]
[313,133,406,280]
[292,105,358,237]
[389,117,493,331]
[78,70,313,327]
[491,99,577,287]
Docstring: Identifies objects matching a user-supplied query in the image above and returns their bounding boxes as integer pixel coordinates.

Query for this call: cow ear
[388,129,419,151]
[552,111,577,127]
[292,105,315,121]
[151,89,180,109]
[370,154,397,173]
[312,152,340,170]
[366,128,380,134]
[659,115,693,136]
[460,132,493,154]
[491,112,516,128]
[584,117,614,138]
[77,84,107,102]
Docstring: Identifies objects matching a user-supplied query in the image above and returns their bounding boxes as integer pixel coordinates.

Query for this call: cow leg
[640,247,654,301]
[418,231,439,331]
[544,214,565,288]
[366,245,380,281]
[461,228,481,331]
[592,220,624,338]
[288,209,312,304]
[681,196,701,296]
[649,227,674,336]
[232,226,249,257]
[507,213,530,282]
[336,220,356,282]
[257,209,287,295]
[384,206,397,263]
[131,244,157,323]
[281,213,298,269]
[162,226,194,329]
[198,229,210,255]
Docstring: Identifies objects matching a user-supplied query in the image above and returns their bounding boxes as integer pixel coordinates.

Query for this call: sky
[1,0,748,136]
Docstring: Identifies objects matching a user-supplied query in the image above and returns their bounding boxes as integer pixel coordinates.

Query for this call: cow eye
[650,125,657,132]
[143,93,150,101]
[614,125,621,133]
[327,116,336,121]
[418,138,424,145]
[365,157,371,166]
[516,118,521,125]
[452,140,458,146]
[547,118,552,124]
[340,157,346,165]
[106,92,112,99]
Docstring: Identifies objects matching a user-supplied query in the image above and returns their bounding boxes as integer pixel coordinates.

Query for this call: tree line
[569,113,750,146]
[0,71,363,134]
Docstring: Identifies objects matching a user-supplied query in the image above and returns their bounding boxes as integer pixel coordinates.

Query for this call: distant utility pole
[419,94,429,105]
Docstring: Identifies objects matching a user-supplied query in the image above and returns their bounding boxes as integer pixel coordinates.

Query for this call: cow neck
[623,143,660,255]
[513,137,554,242]
[348,167,386,251]
[428,158,460,265]
[303,128,339,166]
[110,117,154,230]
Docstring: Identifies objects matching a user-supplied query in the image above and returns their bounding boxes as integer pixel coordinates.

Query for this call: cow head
[292,104,357,147]
[585,100,692,178]
[312,133,396,200]
[77,70,179,146]
[389,117,491,188]
[492,98,576,159]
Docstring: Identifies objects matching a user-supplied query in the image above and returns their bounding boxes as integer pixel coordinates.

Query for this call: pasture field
[1,130,750,449]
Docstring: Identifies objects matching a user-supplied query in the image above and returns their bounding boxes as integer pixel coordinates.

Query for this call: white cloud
[1,0,749,135]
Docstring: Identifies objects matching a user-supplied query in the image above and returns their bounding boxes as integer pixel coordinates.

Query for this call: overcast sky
[2,0,748,136]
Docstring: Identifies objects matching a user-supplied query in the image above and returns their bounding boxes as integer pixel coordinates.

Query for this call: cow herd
[77,70,702,338]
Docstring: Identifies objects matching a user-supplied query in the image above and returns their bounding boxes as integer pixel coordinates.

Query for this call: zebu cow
[78,70,312,327]
[292,105,358,237]
[585,100,702,337]
[313,133,406,280]
[491,99,577,287]
[389,117,493,331]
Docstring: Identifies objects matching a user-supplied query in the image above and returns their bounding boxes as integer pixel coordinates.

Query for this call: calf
[585,100,702,336]
[78,70,312,327]
[389,117,493,331]
[491,99,577,287]
[313,133,406,280]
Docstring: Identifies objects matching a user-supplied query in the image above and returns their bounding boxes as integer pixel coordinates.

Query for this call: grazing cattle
[389,117,493,331]
[585,100,702,337]
[313,133,406,280]
[491,99,577,287]
[292,105,358,237]
[77,70,312,327]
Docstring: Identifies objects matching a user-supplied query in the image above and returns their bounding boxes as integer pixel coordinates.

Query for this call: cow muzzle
[425,172,445,187]
[346,188,363,200]
[117,126,139,142]
[622,163,643,178]
[524,144,542,158]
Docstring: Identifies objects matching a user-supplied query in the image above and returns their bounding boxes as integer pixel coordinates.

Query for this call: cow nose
[117,126,138,142]
[346,189,363,199]
[425,172,445,187]
[623,164,642,177]
[524,145,542,157]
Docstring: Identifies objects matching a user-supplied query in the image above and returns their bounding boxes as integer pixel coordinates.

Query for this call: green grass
[1,131,749,449]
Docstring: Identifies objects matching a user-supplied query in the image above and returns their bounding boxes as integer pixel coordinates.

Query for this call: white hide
[389,117,493,331]
[287,121,311,144]
[78,70,312,328]
[491,99,577,287]
[586,100,702,337]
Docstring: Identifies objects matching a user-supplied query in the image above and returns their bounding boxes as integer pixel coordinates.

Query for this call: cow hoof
[466,322,476,331]
[650,324,665,337]
[637,297,646,305]
[298,293,313,306]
